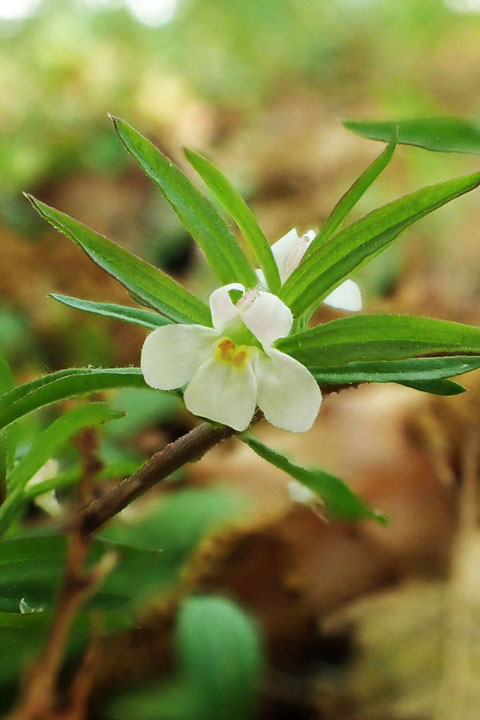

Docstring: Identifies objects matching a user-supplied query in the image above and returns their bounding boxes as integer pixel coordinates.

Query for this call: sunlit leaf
[0,403,123,534]
[111,117,258,288]
[344,117,480,154]
[0,367,156,432]
[185,148,281,293]
[280,171,480,316]
[242,434,384,523]
[309,130,397,251]
[25,195,210,326]
[51,294,169,330]
[278,314,480,367]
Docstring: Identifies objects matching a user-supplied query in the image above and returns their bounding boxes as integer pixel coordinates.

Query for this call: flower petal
[255,268,266,287]
[323,279,362,312]
[209,283,244,332]
[141,324,216,390]
[255,349,321,432]
[240,291,293,347]
[270,228,315,283]
[184,355,257,431]
[270,228,302,274]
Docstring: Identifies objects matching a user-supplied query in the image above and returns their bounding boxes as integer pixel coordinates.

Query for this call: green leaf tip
[242,434,385,525]
[25,194,211,326]
[184,146,281,293]
[111,116,258,288]
[281,169,480,316]
[307,127,398,253]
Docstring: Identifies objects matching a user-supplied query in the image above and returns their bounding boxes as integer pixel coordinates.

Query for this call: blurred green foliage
[2,0,480,197]
[3,1,480,716]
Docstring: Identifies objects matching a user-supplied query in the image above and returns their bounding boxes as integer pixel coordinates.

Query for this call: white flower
[257,228,362,312]
[141,284,322,432]
[25,458,62,517]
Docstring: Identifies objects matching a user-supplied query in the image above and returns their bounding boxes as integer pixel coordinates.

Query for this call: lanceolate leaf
[399,379,466,396]
[26,196,210,326]
[311,356,480,385]
[277,314,480,367]
[111,117,258,288]
[185,148,281,293]
[51,294,169,330]
[0,403,123,534]
[280,171,480,316]
[242,434,384,523]
[344,117,480,154]
[0,367,156,431]
[309,130,397,251]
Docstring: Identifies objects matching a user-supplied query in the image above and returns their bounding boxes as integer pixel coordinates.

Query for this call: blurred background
[3,0,480,718]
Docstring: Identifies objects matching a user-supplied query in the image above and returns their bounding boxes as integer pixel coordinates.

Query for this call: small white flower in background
[287,480,316,505]
[25,458,62,518]
[19,597,44,614]
[257,228,362,312]
[142,284,322,432]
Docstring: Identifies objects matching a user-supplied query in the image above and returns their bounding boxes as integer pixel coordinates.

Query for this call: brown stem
[74,420,238,536]
[74,384,354,537]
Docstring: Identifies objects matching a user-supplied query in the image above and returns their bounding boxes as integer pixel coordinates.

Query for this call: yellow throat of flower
[214,338,256,371]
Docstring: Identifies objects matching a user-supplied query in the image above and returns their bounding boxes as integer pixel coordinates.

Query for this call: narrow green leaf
[184,148,281,293]
[311,356,480,385]
[22,462,144,503]
[111,117,258,288]
[309,130,397,251]
[0,403,123,534]
[280,171,480,316]
[22,469,80,502]
[6,403,122,493]
[51,294,169,330]
[25,195,210,326]
[242,434,384,523]
[399,379,467,396]
[344,117,480,154]
[0,367,155,432]
[277,314,480,368]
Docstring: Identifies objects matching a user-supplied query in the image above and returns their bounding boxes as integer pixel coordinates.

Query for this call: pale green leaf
[344,117,480,154]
